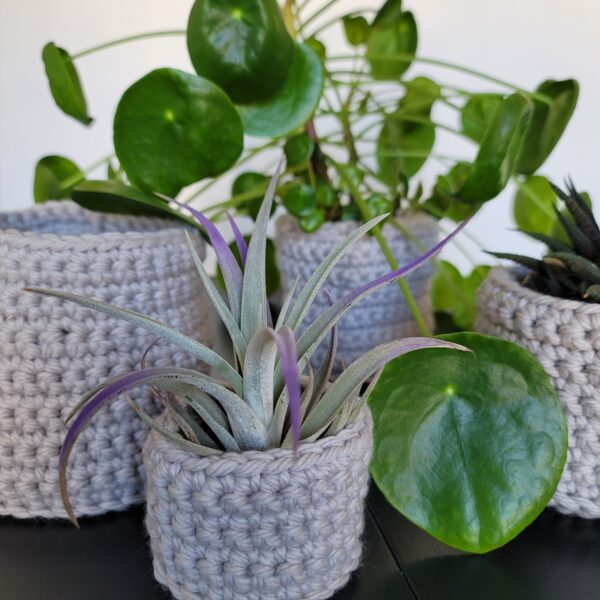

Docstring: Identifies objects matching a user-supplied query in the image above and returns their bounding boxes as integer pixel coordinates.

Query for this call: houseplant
[477,180,600,519]
[29,169,567,598]
[0,202,213,519]
[37,0,578,353]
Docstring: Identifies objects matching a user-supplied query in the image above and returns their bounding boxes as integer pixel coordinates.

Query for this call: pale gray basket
[275,213,438,368]
[0,201,213,519]
[477,267,600,518]
[144,409,373,600]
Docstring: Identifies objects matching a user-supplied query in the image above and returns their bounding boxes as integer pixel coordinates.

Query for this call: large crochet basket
[275,213,438,368]
[0,201,213,519]
[144,409,373,600]
[477,267,600,518]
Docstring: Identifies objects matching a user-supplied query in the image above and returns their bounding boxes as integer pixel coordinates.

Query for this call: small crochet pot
[0,201,212,519]
[274,213,438,368]
[143,409,373,600]
[476,267,600,518]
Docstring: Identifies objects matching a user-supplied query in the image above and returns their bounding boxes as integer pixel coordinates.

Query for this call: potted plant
[0,201,213,519]
[29,170,567,598]
[477,180,600,519]
[36,0,578,359]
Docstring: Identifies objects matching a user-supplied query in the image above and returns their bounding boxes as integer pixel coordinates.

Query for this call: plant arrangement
[28,170,568,580]
[477,181,600,519]
[36,0,578,336]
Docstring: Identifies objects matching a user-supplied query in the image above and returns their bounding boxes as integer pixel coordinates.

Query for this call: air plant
[490,180,600,302]
[27,164,468,526]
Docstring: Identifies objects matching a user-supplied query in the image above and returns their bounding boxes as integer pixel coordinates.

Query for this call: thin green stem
[59,153,114,191]
[305,8,377,38]
[72,30,186,60]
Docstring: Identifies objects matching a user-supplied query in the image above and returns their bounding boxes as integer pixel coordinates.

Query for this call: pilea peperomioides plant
[27,168,568,556]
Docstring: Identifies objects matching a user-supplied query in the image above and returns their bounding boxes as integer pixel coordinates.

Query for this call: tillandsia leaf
[296,219,471,368]
[552,181,600,250]
[267,389,289,449]
[125,396,220,456]
[283,364,314,448]
[517,230,572,253]
[553,206,598,259]
[327,384,361,437]
[240,161,283,342]
[285,214,388,332]
[276,276,300,331]
[65,375,120,425]
[226,211,248,265]
[548,252,600,285]
[172,199,243,321]
[348,368,384,425]
[272,326,302,452]
[165,382,229,429]
[26,288,243,395]
[486,252,546,272]
[310,289,338,407]
[184,392,241,452]
[243,328,278,425]
[301,339,469,440]
[184,232,247,361]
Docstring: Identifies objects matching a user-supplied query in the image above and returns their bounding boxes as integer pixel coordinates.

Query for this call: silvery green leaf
[275,276,300,331]
[240,161,283,342]
[283,364,314,447]
[310,291,338,406]
[301,338,468,439]
[26,287,243,395]
[243,327,278,425]
[164,382,229,429]
[348,368,383,425]
[267,389,288,448]
[185,391,241,452]
[125,396,220,456]
[184,232,247,361]
[285,214,388,331]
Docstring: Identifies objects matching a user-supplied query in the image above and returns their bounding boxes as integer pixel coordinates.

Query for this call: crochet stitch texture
[0,202,212,518]
[477,267,600,518]
[275,213,438,369]
[144,409,373,600]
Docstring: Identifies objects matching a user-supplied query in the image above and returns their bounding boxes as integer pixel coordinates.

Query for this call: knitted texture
[0,201,213,519]
[476,267,600,518]
[275,213,438,368]
[144,409,373,600]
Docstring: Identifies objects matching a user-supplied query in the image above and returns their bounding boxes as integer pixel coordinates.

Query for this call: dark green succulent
[491,181,600,302]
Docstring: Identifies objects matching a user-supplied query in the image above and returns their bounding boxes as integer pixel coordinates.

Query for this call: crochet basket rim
[145,408,372,467]
[486,266,600,316]
[0,200,187,246]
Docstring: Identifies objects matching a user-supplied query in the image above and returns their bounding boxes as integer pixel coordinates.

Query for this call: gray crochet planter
[275,213,438,368]
[0,201,213,519]
[476,267,600,519]
[144,409,373,600]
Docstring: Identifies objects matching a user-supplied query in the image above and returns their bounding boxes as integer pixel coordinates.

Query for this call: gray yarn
[274,213,438,368]
[477,267,600,519]
[144,409,373,600]
[0,201,213,519]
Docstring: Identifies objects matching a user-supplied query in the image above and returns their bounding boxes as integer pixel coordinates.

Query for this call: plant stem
[333,161,432,337]
[305,8,377,38]
[300,0,343,32]
[59,153,114,191]
[72,30,186,60]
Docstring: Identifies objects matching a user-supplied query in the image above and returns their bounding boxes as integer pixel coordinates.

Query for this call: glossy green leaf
[461,94,504,143]
[34,155,83,203]
[71,180,193,220]
[343,15,370,46]
[114,68,243,197]
[367,0,417,80]
[238,43,324,138]
[42,42,92,125]
[187,0,295,105]
[456,94,533,203]
[232,172,271,220]
[513,175,556,235]
[298,208,325,233]
[284,134,314,166]
[369,332,567,554]
[516,79,579,175]
[283,183,316,217]
[432,261,491,331]
[377,77,439,183]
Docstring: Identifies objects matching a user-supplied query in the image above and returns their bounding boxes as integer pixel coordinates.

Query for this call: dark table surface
[1,486,599,600]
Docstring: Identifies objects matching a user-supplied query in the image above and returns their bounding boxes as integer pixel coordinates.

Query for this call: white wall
[1,0,598,267]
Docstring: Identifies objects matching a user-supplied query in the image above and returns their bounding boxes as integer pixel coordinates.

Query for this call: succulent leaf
[226,210,248,265]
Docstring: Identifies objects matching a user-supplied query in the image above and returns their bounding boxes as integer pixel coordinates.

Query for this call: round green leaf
[461,94,504,143]
[187,0,295,105]
[298,208,325,233]
[34,155,84,203]
[369,332,567,554]
[457,94,533,203]
[343,15,370,46]
[283,183,316,217]
[366,193,394,217]
[516,79,579,175]
[315,181,336,208]
[42,42,92,125]
[367,1,417,81]
[284,134,315,167]
[238,43,324,138]
[513,175,556,235]
[114,68,244,197]
[231,171,272,220]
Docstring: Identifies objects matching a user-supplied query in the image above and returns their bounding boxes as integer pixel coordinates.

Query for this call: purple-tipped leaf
[226,211,248,265]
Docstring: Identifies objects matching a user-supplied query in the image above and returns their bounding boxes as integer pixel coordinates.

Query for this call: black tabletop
[1,486,599,599]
